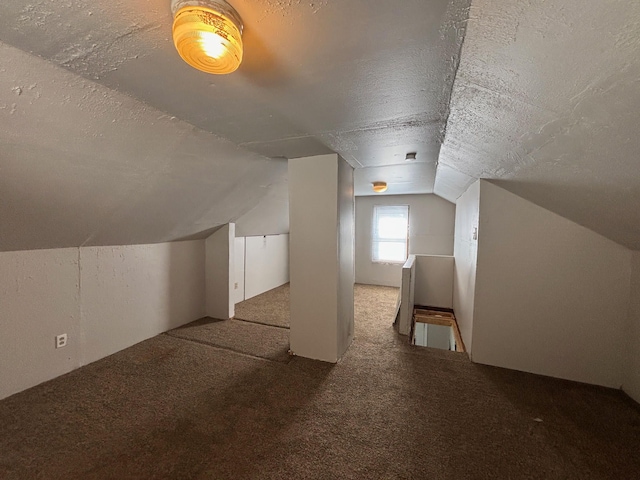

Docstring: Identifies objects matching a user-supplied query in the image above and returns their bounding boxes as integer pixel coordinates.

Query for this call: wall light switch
[234,282,239,290]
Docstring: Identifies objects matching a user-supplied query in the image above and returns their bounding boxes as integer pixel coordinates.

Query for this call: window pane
[372,205,409,263]
[378,216,408,240]
[374,241,407,263]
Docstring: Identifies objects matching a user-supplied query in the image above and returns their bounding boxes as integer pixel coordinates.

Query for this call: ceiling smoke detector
[372,181,388,193]
[171,0,244,75]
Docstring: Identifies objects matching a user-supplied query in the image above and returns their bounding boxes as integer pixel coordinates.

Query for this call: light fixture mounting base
[171,0,243,33]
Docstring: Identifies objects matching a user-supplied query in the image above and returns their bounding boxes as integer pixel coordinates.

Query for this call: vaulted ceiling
[1,0,639,251]
[439,0,640,249]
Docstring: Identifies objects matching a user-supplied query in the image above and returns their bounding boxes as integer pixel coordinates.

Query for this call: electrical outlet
[234,282,239,290]
[55,334,67,349]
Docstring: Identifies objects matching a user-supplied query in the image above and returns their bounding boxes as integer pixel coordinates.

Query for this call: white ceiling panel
[354,163,437,197]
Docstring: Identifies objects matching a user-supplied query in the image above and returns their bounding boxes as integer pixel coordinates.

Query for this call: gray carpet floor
[1,285,639,479]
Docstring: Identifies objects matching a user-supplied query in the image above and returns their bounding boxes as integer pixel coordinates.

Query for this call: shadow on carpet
[2,285,640,479]
[167,318,291,363]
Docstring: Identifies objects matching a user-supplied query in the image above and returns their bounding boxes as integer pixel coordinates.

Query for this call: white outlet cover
[55,334,68,349]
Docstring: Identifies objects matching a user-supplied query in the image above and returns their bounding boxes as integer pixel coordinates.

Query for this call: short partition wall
[399,254,455,336]
[399,255,416,336]
[235,234,289,303]
[414,255,454,309]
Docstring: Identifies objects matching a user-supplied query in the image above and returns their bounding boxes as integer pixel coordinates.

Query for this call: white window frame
[371,205,410,264]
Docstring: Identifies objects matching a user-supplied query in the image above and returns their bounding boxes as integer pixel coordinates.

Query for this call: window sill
[372,260,406,266]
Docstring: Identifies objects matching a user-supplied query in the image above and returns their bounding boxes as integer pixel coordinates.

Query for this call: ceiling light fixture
[372,181,388,193]
[171,0,244,75]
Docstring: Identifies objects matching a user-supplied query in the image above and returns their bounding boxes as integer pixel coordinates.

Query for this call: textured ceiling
[0,0,469,167]
[2,0,640,251]
[436,0,640,249]
[0,42,287,251]
[0,0,469,250]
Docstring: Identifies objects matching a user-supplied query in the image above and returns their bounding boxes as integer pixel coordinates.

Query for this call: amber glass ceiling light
[372,182,388,193]
[171,0,243,74]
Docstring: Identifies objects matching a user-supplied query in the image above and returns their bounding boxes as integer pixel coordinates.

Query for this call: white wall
[414,255,454,309]
[355,194,455,287]
[452,180,479,352]
[235,169,289,238]
[337,157,355,357]
[399,256,416,336]
[244,234,289,300]
[624,252,640,403]
[233,237,245,304]
[0,241,205,400]
[414,323,453,350]
[80,243,205,365]
[473,181,631,388]
[289,154,354,363]
[0,248,81,400]
[205,224,235,320]
[428,324,452,350]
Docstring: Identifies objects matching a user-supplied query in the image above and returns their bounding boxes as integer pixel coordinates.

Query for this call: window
[372,205,409,264]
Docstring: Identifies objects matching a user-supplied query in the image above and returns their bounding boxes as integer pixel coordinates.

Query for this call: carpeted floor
[1,285,639,479]
[234,283,290,328]
[232,283,401,341]
[353,283,403,346]
[168,283,399,364]
[168,318,291,363]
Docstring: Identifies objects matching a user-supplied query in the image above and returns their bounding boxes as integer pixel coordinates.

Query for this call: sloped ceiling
[0,42,288,251]
[0,0,469,251]
[436,0,640,249]
[2,0,640,252]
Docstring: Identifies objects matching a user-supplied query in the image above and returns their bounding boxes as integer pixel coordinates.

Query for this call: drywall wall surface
[235,166,290,237]
[337,156,355,358]
[414,255,454,309]
[624,252,640,403]
[80,241,205,365]
[234,237,246,304]
[205,224,235,320]
[473,181,631,388]
[244,234,290,300]
[0,248,80,400]
[0,241,205,400]
[428,324,452,350]
[355,194,455,287]
[399,256,417,336]
[452,180,479,353]
[415,323,453,350]
[289,154,340,362]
